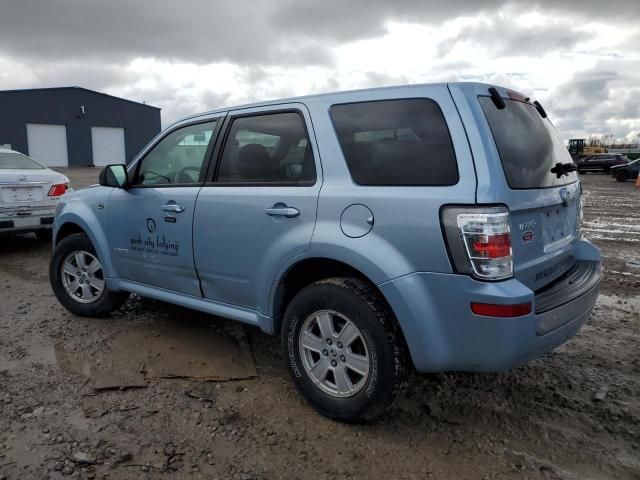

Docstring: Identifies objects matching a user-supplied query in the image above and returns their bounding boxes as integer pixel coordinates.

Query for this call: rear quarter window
[330,99,458,186]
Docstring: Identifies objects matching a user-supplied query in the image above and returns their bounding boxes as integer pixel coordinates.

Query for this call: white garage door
[26,123,69,167]
[91,127,126,166]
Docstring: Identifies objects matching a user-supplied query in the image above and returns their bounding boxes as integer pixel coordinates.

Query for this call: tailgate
[507,183,581,290]
[455,84,582,291]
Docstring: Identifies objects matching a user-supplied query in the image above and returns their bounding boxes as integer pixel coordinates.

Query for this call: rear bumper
[0,207,56,234]
[379,238,602,373]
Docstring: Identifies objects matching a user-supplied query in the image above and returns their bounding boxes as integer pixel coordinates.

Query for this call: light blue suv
[49,83,602,421]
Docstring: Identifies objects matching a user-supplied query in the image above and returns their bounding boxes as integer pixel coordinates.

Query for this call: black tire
[282,277,410,421]
[49,233,129,316]
[616,171,629,182]
[35,229,53,242]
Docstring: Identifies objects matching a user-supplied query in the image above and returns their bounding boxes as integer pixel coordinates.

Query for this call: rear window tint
[330,99,458,186]
[216,112,315,185]
[479,97,577,189]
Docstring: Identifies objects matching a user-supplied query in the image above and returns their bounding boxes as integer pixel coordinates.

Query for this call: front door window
[134,121,217,186]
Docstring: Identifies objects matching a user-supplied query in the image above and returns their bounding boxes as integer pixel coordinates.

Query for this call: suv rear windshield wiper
[550,162,577,178]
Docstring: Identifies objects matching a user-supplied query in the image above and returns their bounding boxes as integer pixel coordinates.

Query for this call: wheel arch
[54,211,116,278]
[270,256,401,338]
[55,222,87,245]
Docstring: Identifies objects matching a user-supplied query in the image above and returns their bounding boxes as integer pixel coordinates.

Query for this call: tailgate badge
[518,220,536,231]
[519,220,536,244]
[522,231,534,243]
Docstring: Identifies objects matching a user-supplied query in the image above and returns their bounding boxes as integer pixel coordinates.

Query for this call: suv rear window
[479,97,577,189]
[330,99,458,186]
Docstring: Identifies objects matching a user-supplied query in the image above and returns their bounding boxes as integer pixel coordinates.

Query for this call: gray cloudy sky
[1,0,639,141]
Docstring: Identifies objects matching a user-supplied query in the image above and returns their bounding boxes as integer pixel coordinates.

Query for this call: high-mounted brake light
[440,206,513,280]
[507,90,529,103]
[48,183,68,197]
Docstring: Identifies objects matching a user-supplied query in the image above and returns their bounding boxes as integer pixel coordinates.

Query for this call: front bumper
[379,238,602,373]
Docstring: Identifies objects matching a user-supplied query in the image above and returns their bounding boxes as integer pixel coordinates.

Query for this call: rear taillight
[48,183,68,197]
[471,233,511,259]
[441,206,513,280]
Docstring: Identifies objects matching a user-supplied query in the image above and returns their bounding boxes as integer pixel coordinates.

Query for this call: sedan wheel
[61,250,105,303]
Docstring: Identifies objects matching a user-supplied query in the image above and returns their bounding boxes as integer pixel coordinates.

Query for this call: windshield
[479,97,578,189]
[0,152,45,170]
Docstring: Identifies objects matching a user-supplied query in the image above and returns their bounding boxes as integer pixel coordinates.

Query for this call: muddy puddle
[55,325,256,390]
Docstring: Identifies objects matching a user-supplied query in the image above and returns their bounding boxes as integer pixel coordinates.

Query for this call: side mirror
[99,164,129,188]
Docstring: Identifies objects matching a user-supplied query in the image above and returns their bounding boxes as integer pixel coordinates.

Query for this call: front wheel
[616,171,629,182]
[49,233,129,316]
[282,277,409,421]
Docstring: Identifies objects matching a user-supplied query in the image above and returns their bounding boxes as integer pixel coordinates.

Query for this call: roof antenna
[488,87,505,110]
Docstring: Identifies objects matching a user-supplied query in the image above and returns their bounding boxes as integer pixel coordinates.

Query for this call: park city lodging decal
[128,218,180,257]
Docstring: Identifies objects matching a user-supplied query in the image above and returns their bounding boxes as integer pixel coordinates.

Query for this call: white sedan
[0,148,71,240]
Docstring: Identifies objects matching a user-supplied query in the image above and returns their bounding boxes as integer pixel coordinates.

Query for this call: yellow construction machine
[568,138,607,160]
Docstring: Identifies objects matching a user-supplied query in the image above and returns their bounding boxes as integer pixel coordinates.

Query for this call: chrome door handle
[265,205,300,218]
[161,203,185,213]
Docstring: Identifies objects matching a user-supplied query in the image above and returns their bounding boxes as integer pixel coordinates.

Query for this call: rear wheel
[49,233,129,316]
[282,277,409,421]
[616,171,629,182]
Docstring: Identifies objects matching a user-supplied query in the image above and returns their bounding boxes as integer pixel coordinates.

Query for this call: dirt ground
[1,170,638,480]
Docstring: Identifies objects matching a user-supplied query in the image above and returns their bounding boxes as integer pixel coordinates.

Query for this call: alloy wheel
[61,250,105,304]
[298,310,370,398]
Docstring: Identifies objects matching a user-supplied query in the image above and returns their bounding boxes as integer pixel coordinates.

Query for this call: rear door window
[216,112,316,185]
[330,99,458,186]
[479,97,577,189]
